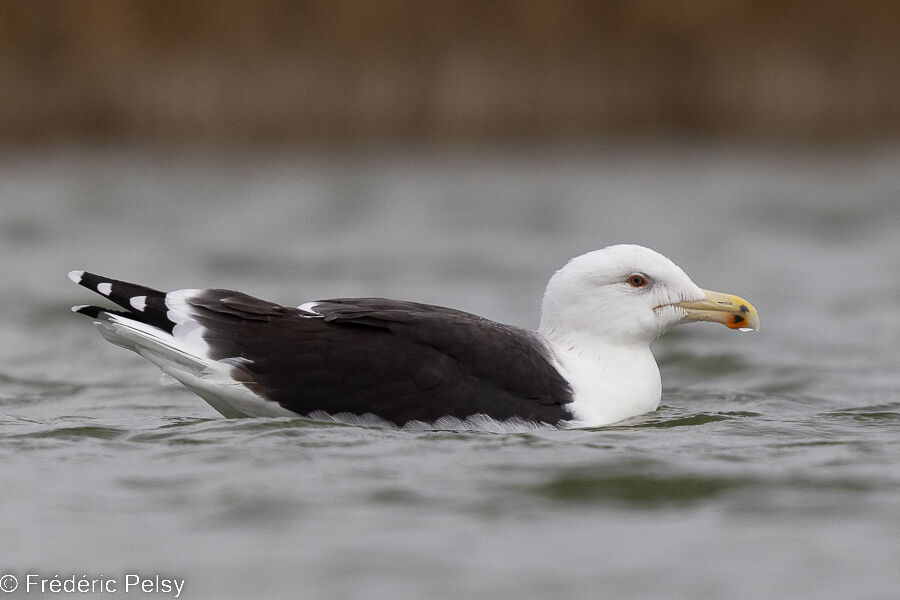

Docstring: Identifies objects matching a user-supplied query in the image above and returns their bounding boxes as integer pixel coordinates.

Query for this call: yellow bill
[676,289,760,331]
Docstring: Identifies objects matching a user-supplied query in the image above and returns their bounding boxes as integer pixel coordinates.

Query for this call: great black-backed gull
[68,244,758,429]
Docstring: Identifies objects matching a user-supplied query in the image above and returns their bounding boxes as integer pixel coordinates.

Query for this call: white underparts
[544,337,662,427]
[90,304,294,419]
[304,410,559,433]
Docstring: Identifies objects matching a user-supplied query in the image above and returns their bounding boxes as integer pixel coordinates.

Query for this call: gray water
[1,143,899,599]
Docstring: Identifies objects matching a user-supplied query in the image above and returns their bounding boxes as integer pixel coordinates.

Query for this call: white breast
[547,341,662,427]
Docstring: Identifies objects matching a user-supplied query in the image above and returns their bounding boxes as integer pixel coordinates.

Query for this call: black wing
[192,295,574,425]
[71,273,574,426]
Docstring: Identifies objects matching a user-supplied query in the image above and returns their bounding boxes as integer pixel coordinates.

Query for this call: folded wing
[70,273,573,426]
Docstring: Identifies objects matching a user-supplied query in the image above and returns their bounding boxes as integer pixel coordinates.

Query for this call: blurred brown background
[2,0,899,144]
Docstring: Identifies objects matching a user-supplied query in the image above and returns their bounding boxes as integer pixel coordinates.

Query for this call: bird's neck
[539,328,662,427]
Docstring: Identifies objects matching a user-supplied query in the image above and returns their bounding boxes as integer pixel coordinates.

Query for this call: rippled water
[1,143,899,599]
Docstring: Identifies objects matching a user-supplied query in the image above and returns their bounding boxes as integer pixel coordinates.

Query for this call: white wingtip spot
[71,305,89,313]
[68,270,84,284]
[130,295,148,312]
[97,282,113,296]
[298,301,320,316]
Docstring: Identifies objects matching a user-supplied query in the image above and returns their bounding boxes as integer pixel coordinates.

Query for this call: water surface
[1,143,898,599]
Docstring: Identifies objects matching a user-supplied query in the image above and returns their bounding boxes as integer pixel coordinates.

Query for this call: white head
[539,244,758,348]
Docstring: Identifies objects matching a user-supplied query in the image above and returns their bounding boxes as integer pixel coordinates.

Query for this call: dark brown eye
[627,274,649,288]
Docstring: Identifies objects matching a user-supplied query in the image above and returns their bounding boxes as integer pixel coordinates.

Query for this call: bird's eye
[627,273,649,288]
